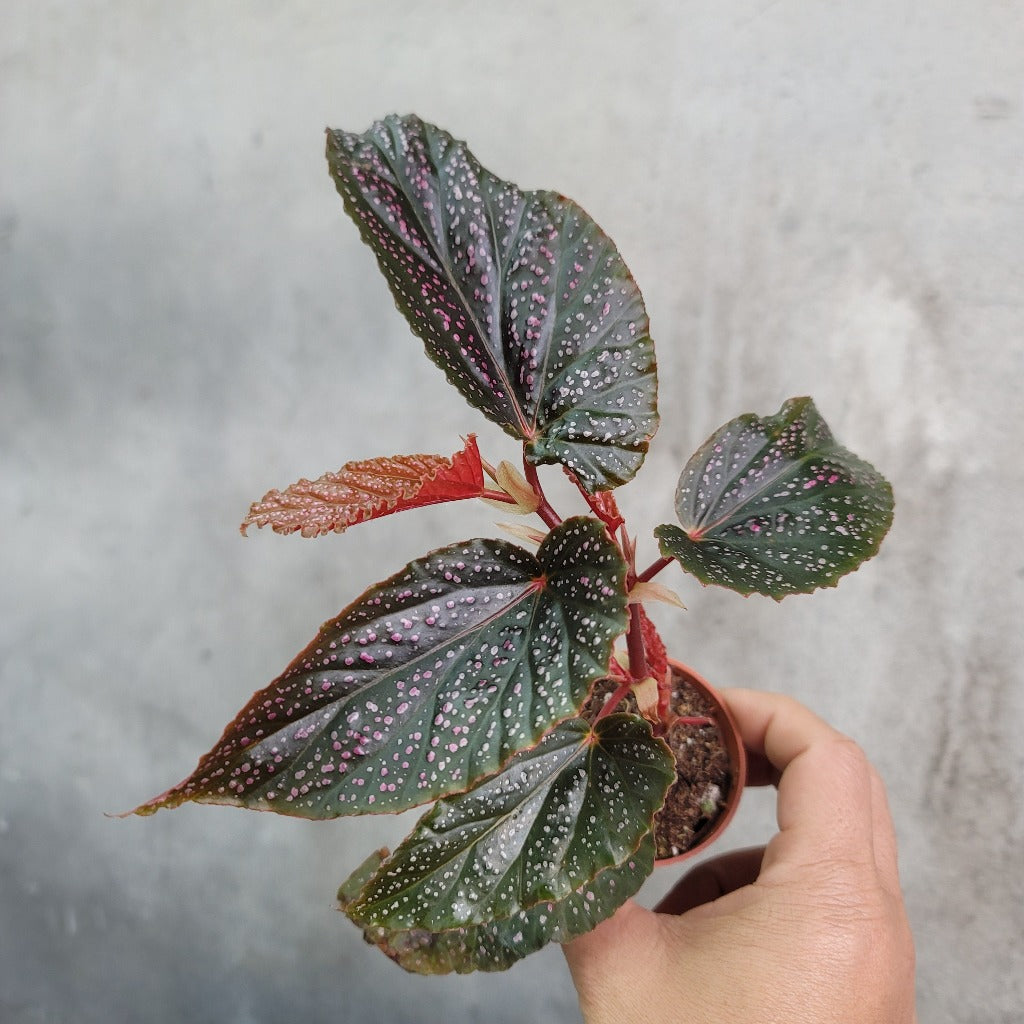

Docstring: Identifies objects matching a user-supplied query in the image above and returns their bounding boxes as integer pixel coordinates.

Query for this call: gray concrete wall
[2,2,1021,1021]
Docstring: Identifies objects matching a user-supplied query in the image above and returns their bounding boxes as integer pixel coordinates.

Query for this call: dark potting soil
[582,670,734,861]
[652,673,733,860]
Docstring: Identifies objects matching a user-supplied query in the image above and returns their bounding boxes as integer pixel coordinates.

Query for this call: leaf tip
[122,786,186,818]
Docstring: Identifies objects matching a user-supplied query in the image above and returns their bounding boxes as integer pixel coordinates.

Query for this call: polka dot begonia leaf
[654,397,894,599]
[325,115,658,493]
[343,714,671,935]
[338,829,656,975]
[134,518,628,819]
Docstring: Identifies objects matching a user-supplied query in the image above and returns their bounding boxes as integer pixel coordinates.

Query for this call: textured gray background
[2,2,1022,1022]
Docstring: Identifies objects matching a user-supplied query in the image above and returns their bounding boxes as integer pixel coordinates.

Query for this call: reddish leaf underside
[241,436,485,538]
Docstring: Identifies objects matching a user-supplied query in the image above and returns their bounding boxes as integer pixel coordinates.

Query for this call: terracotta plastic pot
[654,660,746,866]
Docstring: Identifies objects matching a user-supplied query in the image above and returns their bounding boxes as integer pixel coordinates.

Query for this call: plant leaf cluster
[137,115,894,973]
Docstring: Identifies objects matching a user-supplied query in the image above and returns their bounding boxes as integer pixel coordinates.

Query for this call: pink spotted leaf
[337,830,656,975]
[655,398,894,599]
[134,517,627,819]
[325,115,658,492]
[343,714,671,933]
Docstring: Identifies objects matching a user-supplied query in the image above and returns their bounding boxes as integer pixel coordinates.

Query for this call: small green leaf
[654,397,894,599]
[325,114,658,492]
[338,835,655,974]
[345,714,671,932]
[135,517,627,818]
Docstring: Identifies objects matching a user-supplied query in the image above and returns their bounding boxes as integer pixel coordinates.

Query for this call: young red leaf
[564,469,626,532]
[241,436,485,538]
[589,491,625,532]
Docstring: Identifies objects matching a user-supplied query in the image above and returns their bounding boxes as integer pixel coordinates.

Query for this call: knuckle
[826,734,871,775]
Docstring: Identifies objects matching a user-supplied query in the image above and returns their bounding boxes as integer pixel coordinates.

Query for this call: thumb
[562,901,664,1019]
[655,846,766,915]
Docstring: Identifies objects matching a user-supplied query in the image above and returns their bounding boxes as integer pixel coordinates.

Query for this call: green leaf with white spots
[134,517,628,819]
[326,114,658,492]
[344,715,671,933]
[338,834,656,974]
[654,397,894,599]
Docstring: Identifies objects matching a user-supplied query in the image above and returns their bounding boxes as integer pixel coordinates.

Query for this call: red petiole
[522,458,562,530]
[637,555,673,583]
[521,452,708,735]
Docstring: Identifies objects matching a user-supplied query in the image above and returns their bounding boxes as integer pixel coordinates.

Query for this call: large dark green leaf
[344,714,671,932]
[655,398,894,599]
[338,834,655,974]
[326,114,658,492]
[135,518,627,818]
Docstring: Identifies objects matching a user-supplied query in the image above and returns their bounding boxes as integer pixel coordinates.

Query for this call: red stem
[637,555,673,583]
[522,459,562,530]
[625,604,649,684]
[480,489,519,504]
[595,607,651,723]
[594,678,635,722]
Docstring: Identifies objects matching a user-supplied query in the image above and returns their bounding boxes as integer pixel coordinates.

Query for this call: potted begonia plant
[134,114,893,974]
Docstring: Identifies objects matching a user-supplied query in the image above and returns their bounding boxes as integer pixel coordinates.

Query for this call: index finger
[719,688,878,883]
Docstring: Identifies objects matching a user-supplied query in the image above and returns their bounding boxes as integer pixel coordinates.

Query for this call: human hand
[563,689,917,1023]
